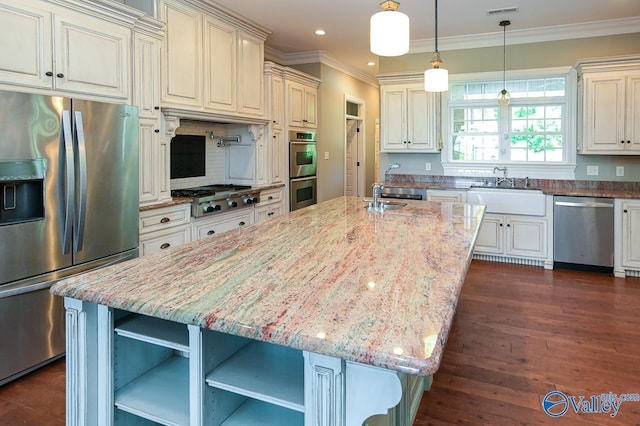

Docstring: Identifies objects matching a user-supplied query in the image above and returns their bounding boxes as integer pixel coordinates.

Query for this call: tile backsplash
[170,120,255,190]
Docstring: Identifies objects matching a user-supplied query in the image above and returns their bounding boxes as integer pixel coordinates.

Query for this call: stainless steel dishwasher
[553,196,614,268]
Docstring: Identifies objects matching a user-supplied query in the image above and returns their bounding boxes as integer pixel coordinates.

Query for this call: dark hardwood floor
[1,261,639,425]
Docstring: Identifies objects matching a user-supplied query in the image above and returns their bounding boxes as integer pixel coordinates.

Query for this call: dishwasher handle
[554,201,613,208]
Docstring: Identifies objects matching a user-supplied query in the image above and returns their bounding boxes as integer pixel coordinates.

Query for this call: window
[445,71,575,175]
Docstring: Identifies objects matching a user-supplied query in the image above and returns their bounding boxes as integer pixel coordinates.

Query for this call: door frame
[344,95,366,197]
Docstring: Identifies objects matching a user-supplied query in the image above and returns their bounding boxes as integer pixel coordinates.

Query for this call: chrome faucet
[372,183,384,209]
[493,166,514,187]
[385,163,400,174]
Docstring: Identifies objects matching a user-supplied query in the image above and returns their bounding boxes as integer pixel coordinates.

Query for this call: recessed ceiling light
[315,29,326,36]
[367,61,376,66]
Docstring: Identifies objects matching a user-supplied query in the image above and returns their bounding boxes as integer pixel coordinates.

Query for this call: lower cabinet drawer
[140,224,191,256]
[192,209,254,241]
[139,203,191,234]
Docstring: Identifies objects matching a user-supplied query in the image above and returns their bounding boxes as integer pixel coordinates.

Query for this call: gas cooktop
[171,185,260,217]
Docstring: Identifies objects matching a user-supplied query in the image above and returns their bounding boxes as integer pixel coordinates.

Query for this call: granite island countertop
[51,196,485,376]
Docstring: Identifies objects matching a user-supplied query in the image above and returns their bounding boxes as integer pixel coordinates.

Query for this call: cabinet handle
[154,129,160,133]
[268,196,274,200]
[160,217,170,224]
[624,209,628,213]
[207,230,215,235]
[154,106,160,110]
[239,221,245,226]
[56,73,64,78]
[160,243,170,249]
[303,119,308,123]
[45,71,53,77]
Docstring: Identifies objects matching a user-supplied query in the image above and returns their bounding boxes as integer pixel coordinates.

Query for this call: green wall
[379,33,640,181]
[291,63,380,201]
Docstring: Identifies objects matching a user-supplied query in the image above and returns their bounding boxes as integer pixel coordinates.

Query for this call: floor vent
[625,269,640,278]
[473,253,544,267]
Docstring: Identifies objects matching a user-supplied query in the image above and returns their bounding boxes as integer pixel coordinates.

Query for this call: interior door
[71,99,139,265]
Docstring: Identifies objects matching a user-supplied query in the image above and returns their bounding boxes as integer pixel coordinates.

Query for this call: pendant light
[497,20,511,106]
[424,0,448,92]
[370,1,410,57]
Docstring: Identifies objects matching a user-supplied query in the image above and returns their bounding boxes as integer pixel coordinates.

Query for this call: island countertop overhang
[51,196,485,376]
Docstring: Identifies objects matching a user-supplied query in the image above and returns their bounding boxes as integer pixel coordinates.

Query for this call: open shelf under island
[51,196,485,426]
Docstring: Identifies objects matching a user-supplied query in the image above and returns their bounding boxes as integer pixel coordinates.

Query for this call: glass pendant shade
[370,4,410,56]
[497,89,511,106]
[424,67,448,92]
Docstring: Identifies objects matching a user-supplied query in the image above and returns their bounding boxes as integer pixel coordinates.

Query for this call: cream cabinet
[255,187,285,224]
[379,81,438,153]
[474,213,547,260]
[614,199,640,277]
[577,58,640,154]
[139,203,191,256]
[133,32,162,120]
[427,190,466,202]
[287,80,318,128]
[138,119,170,204]
[0,0,130,100]
[161,0,267,119]
[259,62,288,187]
[191,209,254,241]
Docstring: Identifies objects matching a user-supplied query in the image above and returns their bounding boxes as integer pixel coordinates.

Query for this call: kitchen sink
[467,187,546,216]
[362,199,407,211]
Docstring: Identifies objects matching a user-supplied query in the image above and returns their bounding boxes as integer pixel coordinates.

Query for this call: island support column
[304,352,404,425]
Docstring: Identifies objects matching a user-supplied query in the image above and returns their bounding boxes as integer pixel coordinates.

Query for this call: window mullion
[500,104,510,162]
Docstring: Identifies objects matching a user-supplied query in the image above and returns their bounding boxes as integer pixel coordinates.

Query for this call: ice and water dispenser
[0,160,45,225]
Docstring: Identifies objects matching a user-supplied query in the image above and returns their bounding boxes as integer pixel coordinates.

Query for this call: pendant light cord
[434,0,439,53]
[502,23,506,87]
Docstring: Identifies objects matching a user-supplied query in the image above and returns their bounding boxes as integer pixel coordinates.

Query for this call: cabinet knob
[239,221,246,226]
[499,223,503,227]
[154,129,160,133]
[160,217,170,224]
[207,230,215,235]
[154,106,160,110]
[507,224,511,227]
[268,196,273,200]
[45,71,53,77]
[273,135,277,138]
[407,140,411,144]
[160,243,170,249]
[627,141,631,144]
[621,140,625,144]
[624,209,628,213]
[56,73,64,78]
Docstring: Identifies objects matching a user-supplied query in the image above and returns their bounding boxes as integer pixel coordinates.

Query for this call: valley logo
[542,390,640,418]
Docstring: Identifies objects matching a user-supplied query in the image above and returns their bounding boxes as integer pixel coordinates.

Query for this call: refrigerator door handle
[74,111,88,251]
[61,110,74,254]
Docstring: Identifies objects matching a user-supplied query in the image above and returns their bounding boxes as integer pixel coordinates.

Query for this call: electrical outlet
[324,151,329,160]
[587,166,599,176]
[616,166,625,177]
[425,162,431,172]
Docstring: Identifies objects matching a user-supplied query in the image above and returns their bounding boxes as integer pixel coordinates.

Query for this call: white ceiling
[212,0,640,77]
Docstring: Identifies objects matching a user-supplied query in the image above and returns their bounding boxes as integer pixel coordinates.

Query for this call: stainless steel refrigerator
[0,90,139,385]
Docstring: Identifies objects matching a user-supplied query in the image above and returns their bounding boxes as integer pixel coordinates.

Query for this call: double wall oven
[289,130,317,211]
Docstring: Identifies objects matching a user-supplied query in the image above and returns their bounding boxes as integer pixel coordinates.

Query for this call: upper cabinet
[161,0,268,120]
[577,57,640,155]
[0,0,130,100]
[378,75,439,153]
[286,79,318,129]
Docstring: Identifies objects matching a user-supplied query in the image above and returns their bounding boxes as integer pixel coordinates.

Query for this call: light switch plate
[616,166,625,176]
[587,166,599,176]
[425,162,431,171]
[324,151,329,160]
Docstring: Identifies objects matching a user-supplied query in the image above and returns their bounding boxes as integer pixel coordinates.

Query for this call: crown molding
[267,49,380,88]
[410,16,640,53]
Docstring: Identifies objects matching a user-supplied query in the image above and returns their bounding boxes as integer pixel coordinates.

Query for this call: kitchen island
[51,196,485,426]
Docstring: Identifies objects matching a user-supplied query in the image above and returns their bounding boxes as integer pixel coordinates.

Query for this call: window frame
[441,67,577,179]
